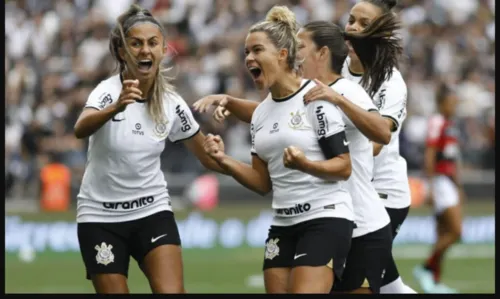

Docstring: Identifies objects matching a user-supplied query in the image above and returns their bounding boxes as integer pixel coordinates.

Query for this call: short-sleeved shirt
[77,74,200,223]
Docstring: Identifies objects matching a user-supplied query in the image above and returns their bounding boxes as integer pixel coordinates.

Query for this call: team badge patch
[154,121,169,138]
[288,110,309,130]
[264,238,280,260]
[95,242,115,266]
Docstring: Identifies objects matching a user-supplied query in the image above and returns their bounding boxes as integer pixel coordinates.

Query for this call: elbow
[380,130,391,145]
[375,125,391,145]
[339,163,352,180]
[256,182,272,196]
[73,124,86,139]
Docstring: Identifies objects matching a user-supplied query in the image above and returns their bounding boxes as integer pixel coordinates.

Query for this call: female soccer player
[340,0,417,293]
[193,9,404,295]
[413,84,462,294]
[204,6,355,293]
[73,4,226,294]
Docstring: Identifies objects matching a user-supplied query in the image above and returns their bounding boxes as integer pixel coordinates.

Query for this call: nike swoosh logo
[343,139,350,146]
[151,234,167,243]
[294,253,307,260]
[112,116,125,122]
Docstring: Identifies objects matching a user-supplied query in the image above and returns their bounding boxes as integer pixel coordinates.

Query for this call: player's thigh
[332,224,392,294]
[77,222,131,293]
[439,205,463,238]
[432,175,460,215]
[385,207,410,240]
[130,211,184,293]
[291,217,353,293]
[262,224,296,293]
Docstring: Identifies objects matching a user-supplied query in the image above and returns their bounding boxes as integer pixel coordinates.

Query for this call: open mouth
[248,66,262,79]
[137,60,153,72]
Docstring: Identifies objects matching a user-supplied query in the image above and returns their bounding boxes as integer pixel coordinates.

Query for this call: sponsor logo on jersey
[375,88,386,109]
[132,123,144,135]
[275,203,311,216]
[175,105,192,132]
[102,196,154,210]
[315,106,329,136]
[270,122,279,134]
[98,93,113,109]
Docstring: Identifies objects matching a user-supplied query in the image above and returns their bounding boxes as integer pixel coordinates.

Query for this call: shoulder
[335,78,367,94]
[89,75,122,99]
[251,94,272,123]
[383,68,407,93]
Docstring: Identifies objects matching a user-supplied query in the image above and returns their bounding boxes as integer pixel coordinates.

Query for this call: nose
[139,44,151,55]
[245,52,255,65]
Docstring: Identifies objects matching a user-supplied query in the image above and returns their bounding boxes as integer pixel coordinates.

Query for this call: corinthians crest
[288,110,309,130]
[154,120,169,138]
[264,238,280,260]
[95,242,115,266]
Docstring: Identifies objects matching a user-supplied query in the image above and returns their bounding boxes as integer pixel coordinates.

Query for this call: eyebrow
[245,44,264,51]
[349,14,370,22]
[127,36,159,41]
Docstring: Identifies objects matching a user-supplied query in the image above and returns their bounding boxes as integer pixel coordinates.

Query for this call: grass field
[5,202,496,294]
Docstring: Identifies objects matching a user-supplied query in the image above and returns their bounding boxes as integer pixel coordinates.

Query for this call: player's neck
[318,71,342,86]
[349,55,365,75]
[269,72,302,99]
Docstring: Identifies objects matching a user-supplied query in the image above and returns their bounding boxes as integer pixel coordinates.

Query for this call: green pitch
[5,202,495,293]
[4,245,495,293]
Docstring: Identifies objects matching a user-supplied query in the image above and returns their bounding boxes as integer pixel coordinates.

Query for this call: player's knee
[91,274,129,294]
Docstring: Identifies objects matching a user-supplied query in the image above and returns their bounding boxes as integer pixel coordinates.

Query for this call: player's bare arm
[74,80,142,139]
[284,145,351,181]
[183,131,229,175]
[204,134,272,196]
[193,94,258,124]
[372,118,396,156]
[304,79,391,145]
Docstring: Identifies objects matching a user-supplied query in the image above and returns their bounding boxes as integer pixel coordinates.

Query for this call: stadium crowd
[5,0,495,198]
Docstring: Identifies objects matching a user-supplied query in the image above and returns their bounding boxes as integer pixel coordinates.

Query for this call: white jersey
[251,80,354,227]
[77,74,201,223]
[342,57,411,209]
[330,78,390,237]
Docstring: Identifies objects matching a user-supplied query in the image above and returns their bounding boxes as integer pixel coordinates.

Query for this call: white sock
[380,277,418,294]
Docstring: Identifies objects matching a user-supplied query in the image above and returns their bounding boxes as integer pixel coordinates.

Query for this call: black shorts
[385,207,410,239]
[332,224,392,294]
[263,217,353,280]
[77,211,181,280]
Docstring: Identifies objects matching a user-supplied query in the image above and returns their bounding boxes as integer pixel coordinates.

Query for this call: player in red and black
[413,84,463,293]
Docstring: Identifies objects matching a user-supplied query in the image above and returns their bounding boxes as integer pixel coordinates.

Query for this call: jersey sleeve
[168,94,201,143]
[85,85,115,111]
[426,115,444,147]
[307,100,346,139]
[376,83,407,132]
[340,83,378,112]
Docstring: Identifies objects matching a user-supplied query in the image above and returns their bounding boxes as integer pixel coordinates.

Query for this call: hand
[212,106,231,123]
[283,146,307,170]
[115,79,142,112]
[193,94,230,114]
[203,133,226,162]
[303,79,343,105]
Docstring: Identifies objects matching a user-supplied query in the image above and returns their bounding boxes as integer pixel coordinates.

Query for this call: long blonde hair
[109,4,175,124]
[249,6,301,72]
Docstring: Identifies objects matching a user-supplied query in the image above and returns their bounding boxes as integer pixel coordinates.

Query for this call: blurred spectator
[5,0,495,200]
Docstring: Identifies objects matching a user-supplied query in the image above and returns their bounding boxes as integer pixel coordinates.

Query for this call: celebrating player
[341,0,416,293]
[74,5,226,294]
[204,6,355,293]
